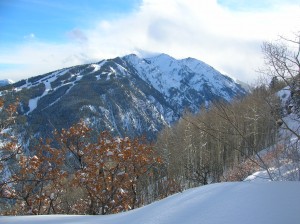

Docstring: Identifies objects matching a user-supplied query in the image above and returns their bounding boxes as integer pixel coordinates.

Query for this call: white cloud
[67,28,88,43]
[23,33,36,40]
[1,0,300,83]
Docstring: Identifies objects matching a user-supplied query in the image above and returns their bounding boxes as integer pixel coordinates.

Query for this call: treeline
[0,76,297,216]
[0,81,287,215]
[155,85,281,188]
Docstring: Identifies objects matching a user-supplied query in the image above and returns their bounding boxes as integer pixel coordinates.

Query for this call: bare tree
[250,32,300,180]
[156,84,282,185]
[261,32,300,113]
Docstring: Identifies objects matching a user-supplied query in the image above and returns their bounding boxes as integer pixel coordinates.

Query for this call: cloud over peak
[1,0,299,83]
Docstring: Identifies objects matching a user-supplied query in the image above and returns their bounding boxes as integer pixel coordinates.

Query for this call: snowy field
[1,181,300,224]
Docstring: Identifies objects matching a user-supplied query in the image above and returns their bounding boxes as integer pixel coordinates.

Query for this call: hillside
[2,181,300,224]
[3,54,245,140]
[1,85,299,223]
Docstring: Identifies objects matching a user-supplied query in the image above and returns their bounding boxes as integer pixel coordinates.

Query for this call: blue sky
[0,0,141,44]
[0,0,299,82]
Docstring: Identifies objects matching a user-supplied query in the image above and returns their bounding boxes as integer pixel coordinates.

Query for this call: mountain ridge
[2,53,246,140]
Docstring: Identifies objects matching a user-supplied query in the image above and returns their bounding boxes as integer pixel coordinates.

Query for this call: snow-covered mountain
[2,181,300,224]
[124,54,244,113]
[4,54,246,139]
[0,79,14,87]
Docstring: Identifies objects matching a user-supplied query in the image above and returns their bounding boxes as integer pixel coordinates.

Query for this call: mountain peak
[180,56,209,68]
[122,54,143,65]
[125,53,139,58]
[146,53,175,61]
[0,79,14,87]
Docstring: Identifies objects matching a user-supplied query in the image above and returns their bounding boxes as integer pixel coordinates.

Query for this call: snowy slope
[0,79,14,87]
[124,54,245,107]
[1,182,299,224]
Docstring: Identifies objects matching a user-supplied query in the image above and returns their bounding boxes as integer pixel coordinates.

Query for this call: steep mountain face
[5,54,246,139]
[124,54,244,113]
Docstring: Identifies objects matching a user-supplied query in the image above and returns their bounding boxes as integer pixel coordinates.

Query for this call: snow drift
[2,181,300,224]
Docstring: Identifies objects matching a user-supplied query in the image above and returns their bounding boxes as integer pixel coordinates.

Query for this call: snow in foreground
[1,182,300,224]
